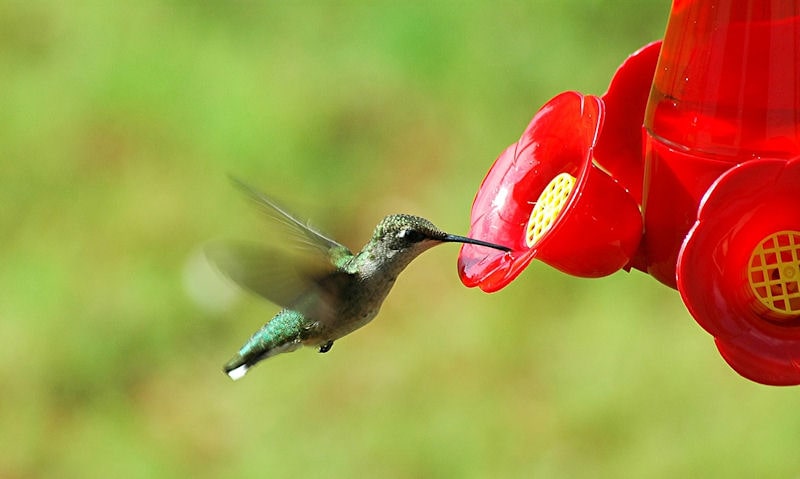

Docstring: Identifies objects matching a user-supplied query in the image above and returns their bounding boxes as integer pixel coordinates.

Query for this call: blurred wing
[229,176,352,258]
[205,240,353,317]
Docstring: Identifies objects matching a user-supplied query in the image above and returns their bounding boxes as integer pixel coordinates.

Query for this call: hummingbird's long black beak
[442,234,511,252]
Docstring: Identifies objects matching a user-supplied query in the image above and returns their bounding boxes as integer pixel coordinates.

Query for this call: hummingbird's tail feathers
[223,348,270,381]
[225,363,249,381]
[222,339,302,380]
[222,311,307,380]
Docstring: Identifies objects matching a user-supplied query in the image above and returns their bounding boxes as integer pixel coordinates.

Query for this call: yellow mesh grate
[748,231,800,318]
[525,173,576,248]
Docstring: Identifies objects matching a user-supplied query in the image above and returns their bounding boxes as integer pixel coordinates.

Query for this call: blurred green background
[3,1,800,478]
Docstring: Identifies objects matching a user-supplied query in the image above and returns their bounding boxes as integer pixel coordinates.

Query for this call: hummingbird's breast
[316,266,397,343]
[308,246,417,345]
[350,273,398,330]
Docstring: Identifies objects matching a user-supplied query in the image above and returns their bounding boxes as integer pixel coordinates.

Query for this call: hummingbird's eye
[397,228,426,243]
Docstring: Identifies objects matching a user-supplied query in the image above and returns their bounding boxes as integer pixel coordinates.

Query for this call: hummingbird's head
[370,214,510,261]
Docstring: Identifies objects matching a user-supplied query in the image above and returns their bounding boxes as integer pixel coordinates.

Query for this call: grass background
[3,1,800,478]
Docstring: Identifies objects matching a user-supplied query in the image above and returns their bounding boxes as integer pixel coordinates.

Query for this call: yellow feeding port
[525,172,576,248]
[748,230,800,319]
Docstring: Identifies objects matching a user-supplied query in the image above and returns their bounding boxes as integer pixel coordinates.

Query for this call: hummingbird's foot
[318,340,334,353]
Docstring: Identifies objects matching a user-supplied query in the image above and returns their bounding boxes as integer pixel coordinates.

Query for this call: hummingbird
[206,179,511,380]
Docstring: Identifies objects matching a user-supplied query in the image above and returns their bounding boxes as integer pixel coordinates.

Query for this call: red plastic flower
[677,157,800,385]
[458,42,660,292]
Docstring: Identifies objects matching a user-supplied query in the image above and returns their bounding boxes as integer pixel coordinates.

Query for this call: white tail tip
[227,364,249,381]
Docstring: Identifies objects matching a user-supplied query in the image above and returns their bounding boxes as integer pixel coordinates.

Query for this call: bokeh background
[4,1,800,478]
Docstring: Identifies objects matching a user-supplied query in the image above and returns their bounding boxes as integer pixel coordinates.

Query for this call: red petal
[458,92,603,291]
[677,157,800,384]
[595,41,661,204]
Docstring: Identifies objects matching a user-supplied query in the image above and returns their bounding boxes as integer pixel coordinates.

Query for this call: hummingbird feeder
[458,0,800,385]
